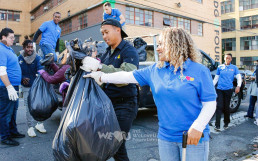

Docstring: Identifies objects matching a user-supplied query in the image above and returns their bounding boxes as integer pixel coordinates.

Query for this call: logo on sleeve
[230,69,234,71]
[19,60,23,64]
[178,75,194,81]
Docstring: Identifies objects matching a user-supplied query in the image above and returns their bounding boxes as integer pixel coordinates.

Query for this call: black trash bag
[96,41,108,59]
[65,41,88,76]
[133,37,147,62]
[28,76,59,121]
[70,38,83,51]
[40,53,54,66]
[53,70,123,161]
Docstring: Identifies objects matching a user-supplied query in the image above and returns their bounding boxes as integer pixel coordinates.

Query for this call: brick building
[0,0,221,62]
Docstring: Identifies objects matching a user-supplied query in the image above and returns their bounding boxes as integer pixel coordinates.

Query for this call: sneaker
[244,115,254,119]
[224,124,229,129]
[27,127,36,137]
[214,126,221,131]
[35,123,47,133]
[254,119,258,126]
[1,138,19,146]
[10,132,25,138]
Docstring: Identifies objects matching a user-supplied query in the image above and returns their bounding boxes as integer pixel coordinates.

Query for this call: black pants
[215,89,233,128]
[110,96,138,161]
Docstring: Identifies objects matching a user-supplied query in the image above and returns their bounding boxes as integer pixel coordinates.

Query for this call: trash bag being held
[28,76,59,121]
[53,70,123,161]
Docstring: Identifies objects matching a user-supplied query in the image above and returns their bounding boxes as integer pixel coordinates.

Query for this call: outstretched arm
[83,71,138,85]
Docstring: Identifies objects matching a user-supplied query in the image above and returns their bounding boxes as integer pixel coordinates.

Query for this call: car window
[145,46,156,62]
[202,55,213,70]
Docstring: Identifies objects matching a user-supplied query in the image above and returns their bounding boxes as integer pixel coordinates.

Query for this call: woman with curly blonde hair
[83,27,217,161]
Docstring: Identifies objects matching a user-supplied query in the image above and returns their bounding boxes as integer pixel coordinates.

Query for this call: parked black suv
[138,45,247,113]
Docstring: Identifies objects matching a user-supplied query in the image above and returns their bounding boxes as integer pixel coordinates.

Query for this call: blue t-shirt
[39,20,61,50]
[133,59,217,142]
[18,54,43,87]
[0,42,21,86]
[103,8,125,26]
[216,64,240,90]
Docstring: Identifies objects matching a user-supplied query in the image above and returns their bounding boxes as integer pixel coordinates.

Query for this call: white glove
[6,85,19,101]
[83,71,104,85]
[80,57,102,72]
[33,42,36,51]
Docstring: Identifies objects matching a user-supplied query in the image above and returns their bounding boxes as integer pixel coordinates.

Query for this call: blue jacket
[18,53,44,87]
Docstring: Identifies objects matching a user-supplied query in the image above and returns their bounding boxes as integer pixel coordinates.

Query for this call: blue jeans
[39,43,57,62]
[0,86,19,141]
[111,96,138,161]
[247,96,257,118]
[158,139,209,161]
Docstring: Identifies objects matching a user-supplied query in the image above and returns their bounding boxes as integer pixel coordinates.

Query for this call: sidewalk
[236,150,258,161]
[0,98,62,161]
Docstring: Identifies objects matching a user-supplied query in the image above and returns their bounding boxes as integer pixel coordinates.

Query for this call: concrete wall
[60,23,103,42]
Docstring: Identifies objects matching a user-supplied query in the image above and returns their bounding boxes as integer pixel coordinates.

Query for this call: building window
[222,38,236,51]
[126,7,153,27]
[163,15,191,32]
[44,0,54,12]
[78,12,87,30]
[239,0,258,10]
[221,0,235,14]
[60,20,72,35]
[222,19,236,32]
[198,22,203,36]
[252,15,258,28]
[0,10,20,21]
[240,15,258,29]
[240,36,258,50]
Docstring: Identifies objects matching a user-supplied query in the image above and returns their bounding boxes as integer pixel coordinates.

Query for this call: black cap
[101,19,128,38]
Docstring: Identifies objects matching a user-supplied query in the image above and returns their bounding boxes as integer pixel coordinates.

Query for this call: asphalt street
[0,83,258,161]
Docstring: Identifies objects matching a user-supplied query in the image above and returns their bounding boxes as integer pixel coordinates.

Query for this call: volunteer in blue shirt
[83,27,217,161]
[103,2,125,26]
[33,12,61,62]
[213,53,242,131]
[18,39,47,138]
[0,28,25,146]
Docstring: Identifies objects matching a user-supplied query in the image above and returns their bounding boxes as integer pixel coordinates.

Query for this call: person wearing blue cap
[82,27,217,161]
[213,53,242,131]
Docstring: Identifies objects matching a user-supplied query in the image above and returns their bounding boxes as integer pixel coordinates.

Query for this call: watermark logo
[97,129,157,142]
[98,131,127,142]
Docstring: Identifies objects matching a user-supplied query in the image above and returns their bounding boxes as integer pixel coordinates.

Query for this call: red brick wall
[72,15,79,32]
[87,5,104,27]
[154,12,163,28]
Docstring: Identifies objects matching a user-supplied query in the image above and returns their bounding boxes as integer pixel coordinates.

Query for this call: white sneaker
[35,123,47,133]
[27,127,36,137]
[254,119,258,126]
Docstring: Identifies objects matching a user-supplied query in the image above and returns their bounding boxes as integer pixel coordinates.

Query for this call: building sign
[214,0,220,62]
